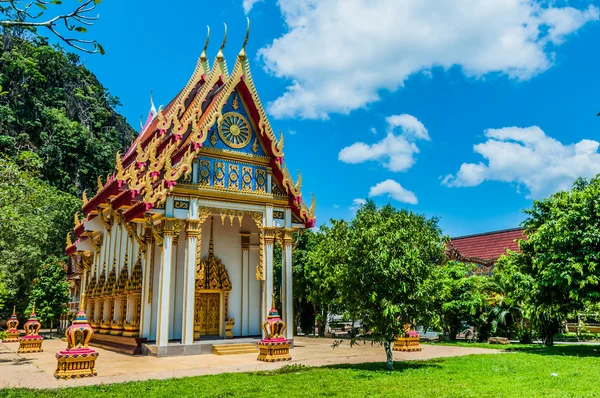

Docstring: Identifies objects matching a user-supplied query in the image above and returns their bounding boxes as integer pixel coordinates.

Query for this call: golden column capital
[240,233,250,249]
[186,220,202,238]
[262,227,277,244]
[283,228,296,247]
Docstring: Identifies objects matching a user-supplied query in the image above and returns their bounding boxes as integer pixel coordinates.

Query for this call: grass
[2,345,600,397]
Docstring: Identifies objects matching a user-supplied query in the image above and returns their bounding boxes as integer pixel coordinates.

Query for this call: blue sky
[69,0,600,236]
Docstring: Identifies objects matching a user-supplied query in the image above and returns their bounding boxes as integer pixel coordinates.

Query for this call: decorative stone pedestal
[393,332,422,352]
[2,306,20,343]
[18,306,43,353]
[257,303,291,362]
[55,297,99,379]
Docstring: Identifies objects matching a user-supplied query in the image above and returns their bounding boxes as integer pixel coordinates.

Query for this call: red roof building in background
[446,227,526,275]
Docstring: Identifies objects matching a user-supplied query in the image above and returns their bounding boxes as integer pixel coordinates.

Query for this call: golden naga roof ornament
[74,211,81,227]
[82,190,88,205]
[295,170,302,192]
[66,232,72,248]
[309,193,316,218]
[238,17,250,60]
[165,147,196,184]
[115,151,129,181]
[97,175,103,191]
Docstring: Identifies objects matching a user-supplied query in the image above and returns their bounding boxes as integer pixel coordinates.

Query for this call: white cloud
[338,114,429,172]
[288,130,297,135]
[442,126,600,198]
[242,0,262,14]
[369,180,418,205]
[350,198,367,212]
[370,127,377,135]
[259,1,599,119]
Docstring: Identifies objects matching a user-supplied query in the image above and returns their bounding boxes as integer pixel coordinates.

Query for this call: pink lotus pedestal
[54,298,99,379]
[2,306,20,343]
[257,304,291,362]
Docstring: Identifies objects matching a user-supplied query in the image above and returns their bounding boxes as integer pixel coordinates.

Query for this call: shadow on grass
[506,345,600,358]
[324,359,442,373]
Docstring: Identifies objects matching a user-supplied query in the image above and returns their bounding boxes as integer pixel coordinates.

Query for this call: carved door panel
[195,292,221,336]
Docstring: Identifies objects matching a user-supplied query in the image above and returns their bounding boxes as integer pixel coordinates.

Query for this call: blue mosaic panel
[205,89,267,157]
[197,155,267,193]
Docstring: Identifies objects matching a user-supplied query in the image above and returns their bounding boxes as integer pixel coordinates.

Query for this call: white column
[182,220,200,345]
[283,230,294,340]
[156,220,175,347]
[241,233,250,336]
[140,227,153,338]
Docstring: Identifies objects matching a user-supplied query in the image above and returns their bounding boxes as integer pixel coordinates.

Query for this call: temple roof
[68,21,315,253]
[446,227,525,266]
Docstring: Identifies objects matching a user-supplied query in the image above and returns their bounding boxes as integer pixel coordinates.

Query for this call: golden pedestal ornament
[393,332,422,352]
[18,305,43,353]
[225,318,235,339]
[257,303,291,362]
[54,298,99,379]
[2,306,20,343]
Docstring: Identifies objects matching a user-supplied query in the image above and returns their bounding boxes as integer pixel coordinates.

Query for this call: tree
[0,156,79,321]
[338,200,446,370]
[0,0,104,54]
[429,261,487,341]
[306,221,348,336]
[27,255,70,329]
[501,176,600,346]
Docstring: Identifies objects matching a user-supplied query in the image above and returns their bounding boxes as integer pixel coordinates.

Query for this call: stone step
[212,343,257,355]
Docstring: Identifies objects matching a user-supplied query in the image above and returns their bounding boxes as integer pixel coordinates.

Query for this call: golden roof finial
[97,175,103,190]
[66,232,73,247]
[74,212,81,226]
[12,305,16,315]
[309,193,316,217]
[150,89,156,111]
[82,189,88,204]
[217,23,227,61]
[238,17,250,60]
[201,25,210,63]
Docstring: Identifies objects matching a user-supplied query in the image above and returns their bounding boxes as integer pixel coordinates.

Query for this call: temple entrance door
[195,291,222,337]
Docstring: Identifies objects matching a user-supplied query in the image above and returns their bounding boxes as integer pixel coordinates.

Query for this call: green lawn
[3,345,600,397]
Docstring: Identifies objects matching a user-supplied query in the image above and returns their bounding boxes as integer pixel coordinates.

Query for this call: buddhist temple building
[65,22,315,356]
[446,228,525,275]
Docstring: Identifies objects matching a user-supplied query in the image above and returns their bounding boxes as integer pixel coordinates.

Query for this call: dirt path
[0,337,501,389]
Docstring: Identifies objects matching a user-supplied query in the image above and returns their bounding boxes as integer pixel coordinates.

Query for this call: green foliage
[337,200,447,369]
[306,221,348,336]
[429,261,488,340]
[0,156,79,321]
[497,176,600,345]
[27,256,70,327]
[0,34,136,195]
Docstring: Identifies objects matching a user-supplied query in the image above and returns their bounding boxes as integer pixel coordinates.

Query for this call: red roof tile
[447,228,525,263]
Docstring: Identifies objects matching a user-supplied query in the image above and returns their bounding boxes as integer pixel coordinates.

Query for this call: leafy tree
[0,156,79,321]
[338,200,446,370]
[27,255,70,329]
[429,261,487,340]
[500,176,600,346]
[307,221,348,336]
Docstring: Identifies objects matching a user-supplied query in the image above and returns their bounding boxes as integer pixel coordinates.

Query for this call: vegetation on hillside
[0,32,136,323]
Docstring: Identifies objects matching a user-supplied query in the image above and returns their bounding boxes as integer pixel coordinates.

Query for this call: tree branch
[0,0,103,54]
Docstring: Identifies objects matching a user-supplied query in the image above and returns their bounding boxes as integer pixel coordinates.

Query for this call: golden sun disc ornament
[218,112,251,149]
